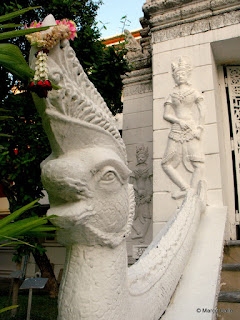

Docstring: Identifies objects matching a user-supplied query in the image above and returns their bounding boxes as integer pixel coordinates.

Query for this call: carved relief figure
[130,145,152,241]
[162,57,205,199]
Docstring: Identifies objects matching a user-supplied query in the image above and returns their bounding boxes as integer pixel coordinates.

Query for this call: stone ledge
[222,264,240,271]
[218,291,240,303]
[225,240,240,246]
[123,81,153,97]
[152,10,240,43]
[143,0,240,21]
[122,67,152,84]
[142,0,240,43]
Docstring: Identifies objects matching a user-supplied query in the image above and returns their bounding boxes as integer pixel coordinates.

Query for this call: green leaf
[0,216,49,241]
[0,241,20,247]
[0,23,22,29]
[0,305,19,314]
[51,83,61,90]
[0,6,41,23]
[0,26,50,41]
[0,108,11,112]
[0,199,39,229]
[0,43,29,65]
[0,47,34,80]
[0,134,12,140]
[0,115,13,120]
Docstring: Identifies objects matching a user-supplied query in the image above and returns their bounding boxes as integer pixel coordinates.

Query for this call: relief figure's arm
[163,103,189,130]
[195,96,206,139]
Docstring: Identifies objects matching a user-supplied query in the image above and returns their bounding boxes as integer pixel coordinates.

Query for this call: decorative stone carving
[31,15,206,320]
[124,30,151,70]
[142,0,240,43]
[130,145,152,242]
[122,80,152,97]
[162,57,205,199]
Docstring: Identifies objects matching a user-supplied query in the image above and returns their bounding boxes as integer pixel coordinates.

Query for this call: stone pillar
[142,0,240,239]
[122,31,153,262]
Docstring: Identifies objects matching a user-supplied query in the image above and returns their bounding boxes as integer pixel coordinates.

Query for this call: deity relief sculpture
[162,57,205,199]
[130,145,152,241]
[30,15,206,320]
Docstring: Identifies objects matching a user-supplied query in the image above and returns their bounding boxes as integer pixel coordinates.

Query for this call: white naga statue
[29,15,206,320]
[162,57,205,199]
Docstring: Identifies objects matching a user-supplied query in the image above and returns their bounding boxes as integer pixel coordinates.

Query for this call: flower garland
[26,19,77,98]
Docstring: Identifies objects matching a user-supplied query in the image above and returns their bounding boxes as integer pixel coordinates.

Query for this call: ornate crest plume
[29,15,127,163]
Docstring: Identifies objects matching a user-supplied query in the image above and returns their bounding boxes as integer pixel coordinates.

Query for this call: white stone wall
[122,74,153,259]
[152,24,240,239]
[122,91,153,170]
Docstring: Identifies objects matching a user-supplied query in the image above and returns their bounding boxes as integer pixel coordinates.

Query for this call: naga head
[29,15,135,248]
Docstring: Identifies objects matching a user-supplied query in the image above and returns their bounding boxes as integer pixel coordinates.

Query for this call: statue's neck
[58,241,129,320]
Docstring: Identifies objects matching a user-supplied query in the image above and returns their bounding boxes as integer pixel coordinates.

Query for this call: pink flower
[57,19,77,40]
[27,21,42,28]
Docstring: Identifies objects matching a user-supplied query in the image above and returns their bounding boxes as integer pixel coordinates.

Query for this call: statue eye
[101,171,116,182]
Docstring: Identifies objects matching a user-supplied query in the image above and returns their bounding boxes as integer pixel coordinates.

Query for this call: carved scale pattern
[30,40,127,161]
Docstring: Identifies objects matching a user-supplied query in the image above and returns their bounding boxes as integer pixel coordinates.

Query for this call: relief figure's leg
[190,161,204,192]
[187,139,205,192]
[162,140,189,199]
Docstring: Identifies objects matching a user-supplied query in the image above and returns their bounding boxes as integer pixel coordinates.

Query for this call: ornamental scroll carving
[161,57,205,199]
[130,145,153,242]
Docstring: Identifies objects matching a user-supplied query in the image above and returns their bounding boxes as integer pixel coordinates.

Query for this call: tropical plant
[0,6,49,81]
[0,199,57,248]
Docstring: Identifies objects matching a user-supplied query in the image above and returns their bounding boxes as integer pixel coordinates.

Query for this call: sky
[96,0,145,38]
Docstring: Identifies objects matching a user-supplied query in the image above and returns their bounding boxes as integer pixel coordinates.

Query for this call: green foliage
[0,305,18,314]
[89,44,130,115]
[0,43,34,80]
[0,92,51,212]
[0,199,57,248]
[0,294,57,319]
[0,6,49,79]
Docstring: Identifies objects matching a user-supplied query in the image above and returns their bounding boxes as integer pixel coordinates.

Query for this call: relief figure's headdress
[171,56,192,74]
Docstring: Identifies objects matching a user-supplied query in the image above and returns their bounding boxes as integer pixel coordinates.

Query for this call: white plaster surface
[152,221,166,238]
[153,192,177,222]
[153,73,171,100]
[205,154,222,189]
[153,98,170,131]
[161,206,227,320]
[153,159,171,192]
[153,129,169,159]
[123,126,152,145]
[123,93,153,113]
[203,90,217,124]
[204,123,220,155]
[192,65,215,93]
[123,110,152,130]
[207,189,223,207]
